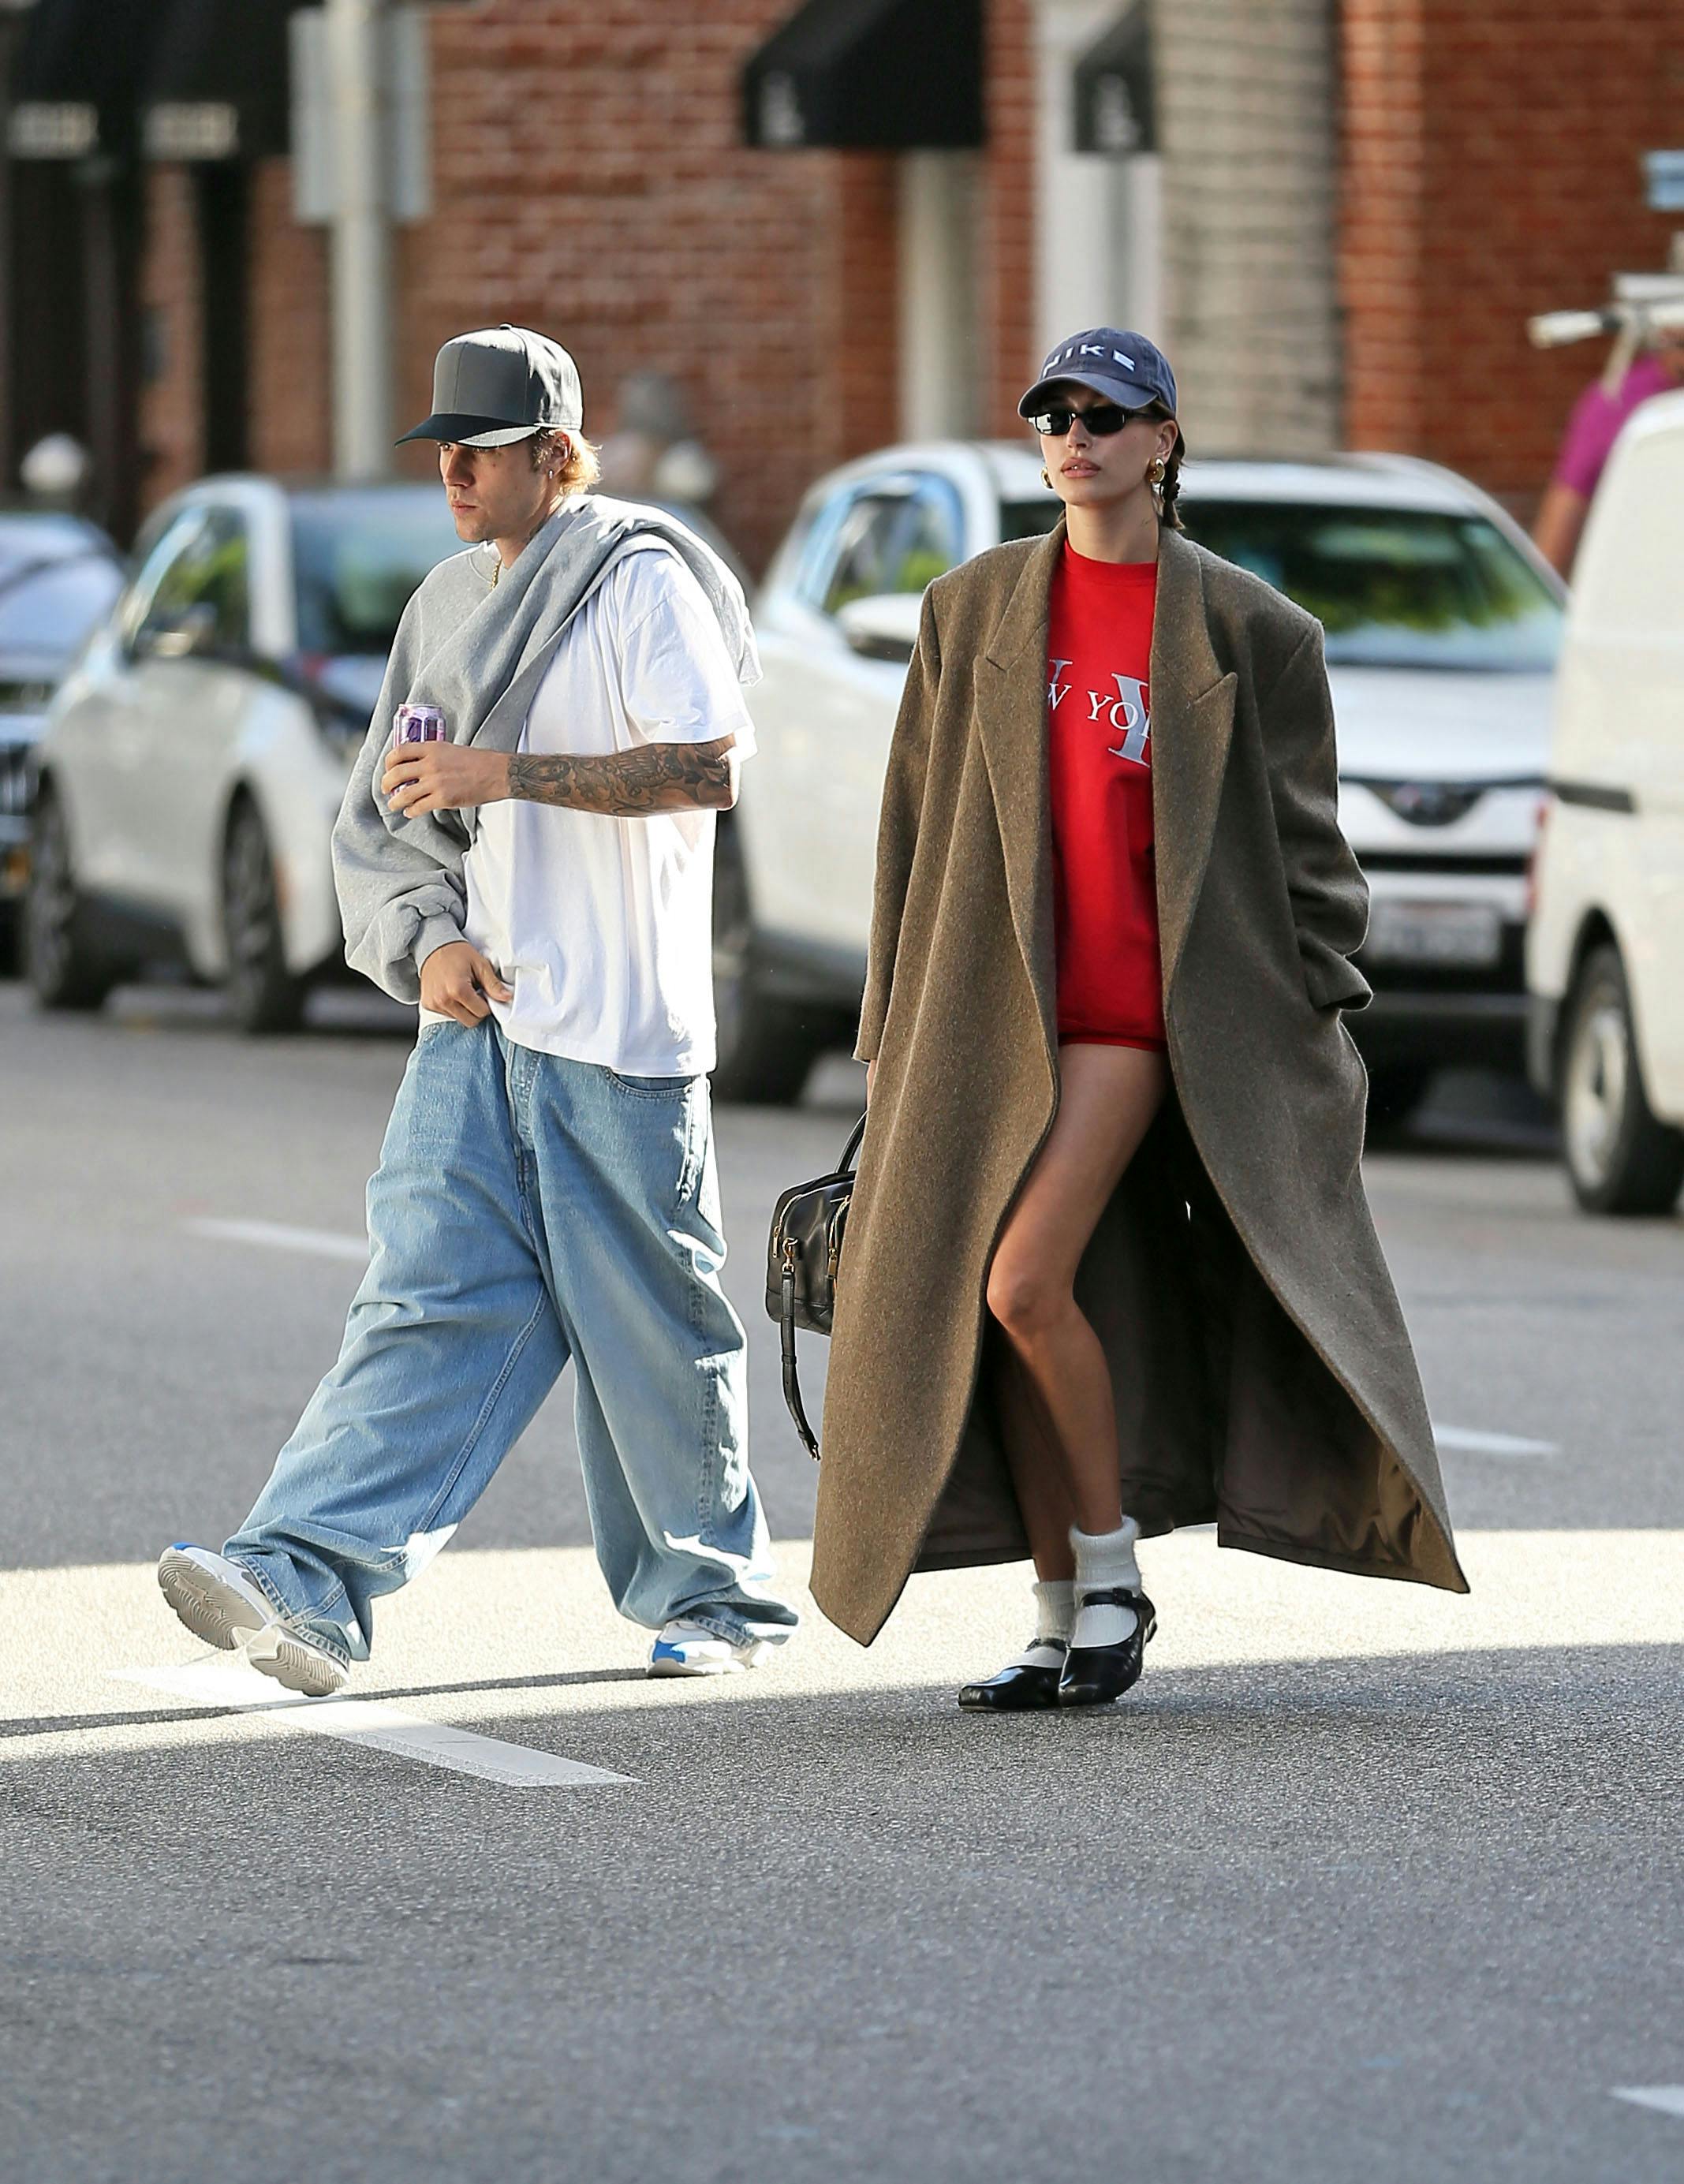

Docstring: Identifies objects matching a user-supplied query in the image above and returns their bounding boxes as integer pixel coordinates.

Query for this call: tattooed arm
[380,734,741,819]
[508,734,739,815]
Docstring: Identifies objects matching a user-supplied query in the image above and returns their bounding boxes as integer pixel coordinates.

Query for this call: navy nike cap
[1019,327,1178,419]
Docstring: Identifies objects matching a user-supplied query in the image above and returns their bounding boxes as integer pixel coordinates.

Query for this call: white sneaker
[157,1544,349,1698]
[647,1619,775,1678]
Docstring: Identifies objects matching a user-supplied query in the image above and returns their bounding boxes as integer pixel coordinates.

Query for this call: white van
[1526,386,1684,1213]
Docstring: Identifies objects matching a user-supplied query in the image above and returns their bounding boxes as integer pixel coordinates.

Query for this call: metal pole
[326,0,391,476]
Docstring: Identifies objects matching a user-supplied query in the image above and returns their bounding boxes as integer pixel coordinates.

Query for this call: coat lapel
[1151,528,1236,1001]
[980,521,1066,1050]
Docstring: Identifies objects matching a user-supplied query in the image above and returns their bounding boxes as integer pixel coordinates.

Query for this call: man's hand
[383,742,511,818]
[420,940,513,1025]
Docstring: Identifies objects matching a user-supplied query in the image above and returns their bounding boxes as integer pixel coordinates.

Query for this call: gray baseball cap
[397,324,584,447]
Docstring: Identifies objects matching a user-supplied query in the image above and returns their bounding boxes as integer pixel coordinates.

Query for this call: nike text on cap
[1017,327,1178,420]
[397,324,585,447]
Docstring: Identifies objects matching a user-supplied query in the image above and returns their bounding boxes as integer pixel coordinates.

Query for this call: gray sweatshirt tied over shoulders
[330,491,760,1004]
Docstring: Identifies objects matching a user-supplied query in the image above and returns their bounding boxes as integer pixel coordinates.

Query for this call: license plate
[1365,900,1503,967]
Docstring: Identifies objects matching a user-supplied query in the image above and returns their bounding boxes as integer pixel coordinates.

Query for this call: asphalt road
[3,978,1682,2184]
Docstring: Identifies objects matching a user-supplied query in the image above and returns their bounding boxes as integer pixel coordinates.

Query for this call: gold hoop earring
[1040,468,1053,490]
[1148,457,1167,485]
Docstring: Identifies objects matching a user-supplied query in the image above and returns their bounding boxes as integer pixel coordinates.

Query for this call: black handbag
[764,1111,867,1460]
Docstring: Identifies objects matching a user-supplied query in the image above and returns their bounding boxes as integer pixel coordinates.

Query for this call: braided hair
[1144,402,1186,532]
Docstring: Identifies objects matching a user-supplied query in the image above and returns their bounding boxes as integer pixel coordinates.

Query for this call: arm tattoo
[506,735,737,816]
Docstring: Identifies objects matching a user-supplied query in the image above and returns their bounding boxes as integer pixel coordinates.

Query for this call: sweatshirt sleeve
[330,612,471,1006]
[855,586,939,1062]
[1260,622,1372,1012]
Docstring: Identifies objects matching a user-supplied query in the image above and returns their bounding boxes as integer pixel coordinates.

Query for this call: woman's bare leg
[995,1346,1077,1581]
[985,1043,1168,1537]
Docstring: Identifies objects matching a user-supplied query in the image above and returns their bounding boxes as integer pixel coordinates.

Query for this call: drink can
[392,702,447,747]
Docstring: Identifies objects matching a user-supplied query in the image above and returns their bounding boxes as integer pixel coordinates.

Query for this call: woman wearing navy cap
[808,327,1466,1701]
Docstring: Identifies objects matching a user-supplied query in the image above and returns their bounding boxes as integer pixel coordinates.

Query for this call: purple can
[392,702,447,747]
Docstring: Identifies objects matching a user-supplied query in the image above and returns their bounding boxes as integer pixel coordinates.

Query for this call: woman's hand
[420,941,512,1025]
[383,743,511,817]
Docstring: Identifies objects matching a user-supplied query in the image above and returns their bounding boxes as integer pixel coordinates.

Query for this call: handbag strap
[779,1242,820,1461]
[775,1107,864,1465]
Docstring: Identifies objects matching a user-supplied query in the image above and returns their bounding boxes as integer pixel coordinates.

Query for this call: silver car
[27,477,462,1030]
[0,513,122,942]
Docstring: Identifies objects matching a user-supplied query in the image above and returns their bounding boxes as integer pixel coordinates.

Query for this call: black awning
[743,0,983,151]
[6,0,170,161]
[139,0,301,161]
[1073,5,1155,155]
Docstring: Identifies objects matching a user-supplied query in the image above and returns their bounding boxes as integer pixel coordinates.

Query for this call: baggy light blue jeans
[225,1017,797,1666]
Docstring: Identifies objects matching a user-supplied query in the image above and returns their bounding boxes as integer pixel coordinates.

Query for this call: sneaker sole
[157,1548,267,1652]
[245,1626,347,1699]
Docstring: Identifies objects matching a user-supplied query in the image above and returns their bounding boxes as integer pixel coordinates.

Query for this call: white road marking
[1433,1424,1559,1458]
[112,1661,633,1788]
[184,1217,368,1264]
[1613,2088,1684,2121]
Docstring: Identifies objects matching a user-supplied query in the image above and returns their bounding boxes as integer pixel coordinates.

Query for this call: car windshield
[0,554,123,658]
[1178,499,1563,670]
[290,489,467,655]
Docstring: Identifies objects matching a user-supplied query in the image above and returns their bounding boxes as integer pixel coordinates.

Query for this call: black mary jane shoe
[958,1641,1067,1712]
[1056,1589,1156,1708]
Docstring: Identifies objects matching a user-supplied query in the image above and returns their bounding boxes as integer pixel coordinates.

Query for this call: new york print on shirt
[1047,660,1152,767]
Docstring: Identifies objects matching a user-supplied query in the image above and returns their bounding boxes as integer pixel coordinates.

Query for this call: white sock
[1070,1520,1142,1649]
[1009,1578,1074,1667]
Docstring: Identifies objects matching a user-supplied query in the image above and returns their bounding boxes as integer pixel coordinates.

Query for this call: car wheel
[222,801,307,1035]
[710,819,825,1106]
[1364,1061,1434,1136]
[24,789,118,1011]
[1559,944,1684,1215]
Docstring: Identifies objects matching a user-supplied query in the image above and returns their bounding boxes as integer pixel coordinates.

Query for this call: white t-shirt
[420,543,755,1074]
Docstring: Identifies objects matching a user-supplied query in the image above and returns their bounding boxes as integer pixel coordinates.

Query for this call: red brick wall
[980,0,1036,435]
[137,167,202,508]
[248,159,332,481]
[398,0,894,573]
[1342,0,1683,510]
[823,155,899,475]
[129,2,1060,567]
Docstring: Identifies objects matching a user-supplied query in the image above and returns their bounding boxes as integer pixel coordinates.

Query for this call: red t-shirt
[1046,542,1165,1051]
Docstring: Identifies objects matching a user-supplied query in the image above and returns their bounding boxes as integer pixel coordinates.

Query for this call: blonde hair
[532,425,601,496]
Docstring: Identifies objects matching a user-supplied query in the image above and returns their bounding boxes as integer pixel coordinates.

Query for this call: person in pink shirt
[1533,332,1684,575]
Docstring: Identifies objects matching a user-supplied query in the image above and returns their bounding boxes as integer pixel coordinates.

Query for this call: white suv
[722,442,1566,1111]
[27,477,462,1030]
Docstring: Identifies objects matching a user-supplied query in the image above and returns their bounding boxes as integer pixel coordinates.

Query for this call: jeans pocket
[606,1069,695,1096]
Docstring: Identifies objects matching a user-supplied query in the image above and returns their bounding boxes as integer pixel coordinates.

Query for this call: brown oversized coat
[812,520,1467,1646]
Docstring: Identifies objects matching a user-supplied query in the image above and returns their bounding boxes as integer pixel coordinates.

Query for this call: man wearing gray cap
[157,326,797,1694]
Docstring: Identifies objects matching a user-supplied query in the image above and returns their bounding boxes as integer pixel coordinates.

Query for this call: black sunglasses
[1030,401,1156,438]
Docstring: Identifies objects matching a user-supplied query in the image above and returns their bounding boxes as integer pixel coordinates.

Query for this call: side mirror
[836,592,924,666]
[136,601,218,660]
